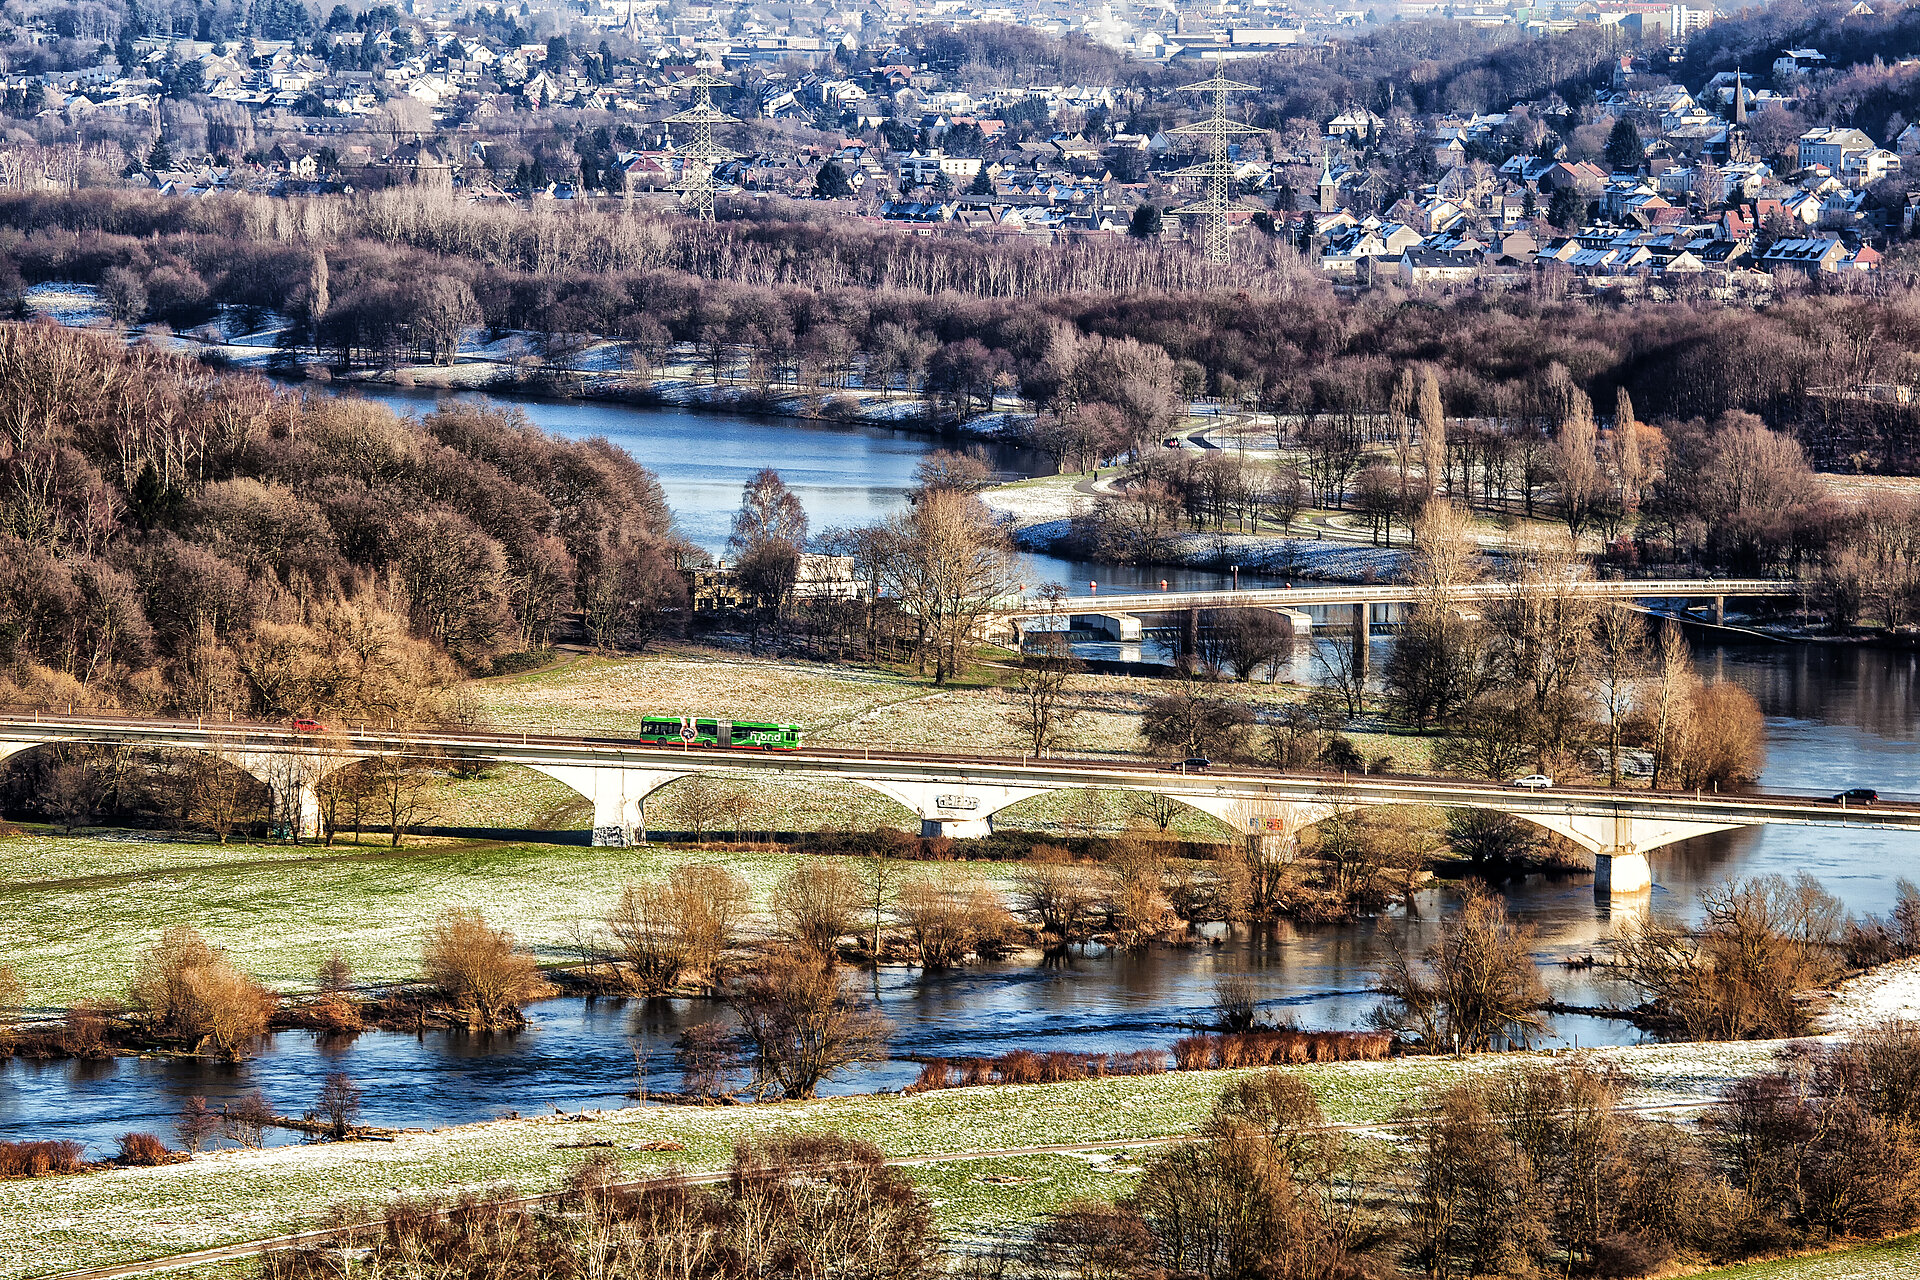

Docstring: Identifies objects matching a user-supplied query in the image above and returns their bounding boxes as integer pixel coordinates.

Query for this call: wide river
[352,386,1268,597]
[4,396,1917,1153]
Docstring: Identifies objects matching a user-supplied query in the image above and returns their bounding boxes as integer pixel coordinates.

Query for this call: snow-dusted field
[980,472,1096,526]
[0,830,1026,1007]
[23,282,108,327]
[1819,957,1920,1033]
[1699,1233,1920,1278]
[0,1040,1802,1278]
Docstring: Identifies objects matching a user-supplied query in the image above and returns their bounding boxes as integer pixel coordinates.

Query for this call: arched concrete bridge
[3,713,1913,899]
[1002,578,1800,673]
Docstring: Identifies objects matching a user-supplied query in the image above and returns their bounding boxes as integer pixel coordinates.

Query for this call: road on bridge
[2,710,1909,825]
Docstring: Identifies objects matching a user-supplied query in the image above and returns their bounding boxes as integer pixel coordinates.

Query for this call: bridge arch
[0,734,376,838]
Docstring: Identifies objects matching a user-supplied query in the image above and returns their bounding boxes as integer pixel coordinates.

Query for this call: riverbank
[1819,955,1920,1032]
[0,1038,1790,1279]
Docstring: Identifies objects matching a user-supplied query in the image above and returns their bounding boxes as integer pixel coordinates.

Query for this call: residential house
[1798,127,1874,173]
[1757,235,1851,275]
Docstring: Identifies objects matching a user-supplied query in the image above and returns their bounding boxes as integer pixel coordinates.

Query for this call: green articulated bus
[636,715,802,751]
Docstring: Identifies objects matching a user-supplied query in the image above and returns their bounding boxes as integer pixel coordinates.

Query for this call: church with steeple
[1726,66,1752,164]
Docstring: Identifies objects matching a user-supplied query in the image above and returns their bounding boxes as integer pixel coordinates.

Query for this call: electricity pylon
[1170,72,1260,264]
[666,72,736,220]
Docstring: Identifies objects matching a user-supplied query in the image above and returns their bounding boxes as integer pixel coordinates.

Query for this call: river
[349,386,1270,601]
[2,398,1917,1154]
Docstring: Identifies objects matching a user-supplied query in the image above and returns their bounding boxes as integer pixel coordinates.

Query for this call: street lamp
[1230,564,1240,590]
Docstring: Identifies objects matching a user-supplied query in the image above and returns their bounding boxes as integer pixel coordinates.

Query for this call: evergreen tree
[1547,184,1583,230]
[1604,118,1643,171]
[814,160,854,199]
[1127,202,1162,238]
[147,137,172,171]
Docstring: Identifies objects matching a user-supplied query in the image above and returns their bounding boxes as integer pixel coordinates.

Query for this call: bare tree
[1487,528,1597,717]
[1140,684,1254,759]
[1615,873,1844,1040]
[316,1071,362,1140]
[1591,605,1650,785]
[126,926,277,1059]
[771,862,864,957]
[1554,386,1602,539]
[1375,884,1548,1053]
[884,490,1016,683]
[1006,633,1082,757]
[726,949,890,1099]
[1014,851,1102,941]
[1645,620,1694,791]
[606,865,750,994]
[858,851,906,960]
[1104,839,1169,948]
[420,907,551,1029]
[894,878,1013,968]
[360,754,442,847]
[1418,366,1447,495]
[184,755,262,842]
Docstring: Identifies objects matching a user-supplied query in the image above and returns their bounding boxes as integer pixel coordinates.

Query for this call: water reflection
[0,902,1649,1157]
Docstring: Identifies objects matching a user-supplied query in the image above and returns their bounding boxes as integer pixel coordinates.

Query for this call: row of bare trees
[1381,502,1767,788]
[1038,1022,1920,1280]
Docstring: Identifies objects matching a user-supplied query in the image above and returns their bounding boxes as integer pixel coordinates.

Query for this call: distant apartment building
[898,149,981,184]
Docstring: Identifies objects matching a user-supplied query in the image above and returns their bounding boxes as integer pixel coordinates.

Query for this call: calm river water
[349,386,1267,598]
[4,399,1917,1154]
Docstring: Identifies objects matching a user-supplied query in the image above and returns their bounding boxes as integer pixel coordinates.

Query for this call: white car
[1514,774,1555,790]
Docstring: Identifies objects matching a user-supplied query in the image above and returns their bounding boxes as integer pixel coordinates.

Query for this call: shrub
[1171,1035,1215,1071]
[606,864,750,994]
[116,1132,169,1165]
[317,1072,362,1139]
[1375,884,1548,1053]
[224,1090,275,1148]
[1027,1200,1159,1280]
[673,1022,736,1100]
[908,1059,955,1092]
[176,1096,220,1152]
[894,878,1015,968]
[0,1139,85,1177]
[1616,874,1845,1040]
[268,1137,942,1279]
[40,999,112,1057]
[126,927,276,1058]
[317,951,354,993]
[771,863,863,955]
[420,907,551,1029]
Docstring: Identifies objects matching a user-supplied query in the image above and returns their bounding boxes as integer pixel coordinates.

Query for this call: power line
[1170,72,1260,264]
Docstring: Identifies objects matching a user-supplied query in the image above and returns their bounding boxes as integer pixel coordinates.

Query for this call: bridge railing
[1000,578,1801,615]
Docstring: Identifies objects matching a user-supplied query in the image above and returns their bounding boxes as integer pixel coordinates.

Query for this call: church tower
[1318,146,1338,213]
[1728,66,1752,163]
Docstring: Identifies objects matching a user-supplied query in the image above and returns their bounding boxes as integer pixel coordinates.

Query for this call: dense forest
[0,323,681,717]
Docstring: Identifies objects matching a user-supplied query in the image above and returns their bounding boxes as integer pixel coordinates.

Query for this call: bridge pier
[1071,613,1142,642]
[1352,602,1369,681]
[923,816,994,839]
[526,765,687,847]
[277,780,323,841]
[1594,849,1652,896]
[1713,596,1725,626]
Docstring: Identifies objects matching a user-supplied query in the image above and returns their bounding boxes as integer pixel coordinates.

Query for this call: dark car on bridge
[1834,788,1879,804]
